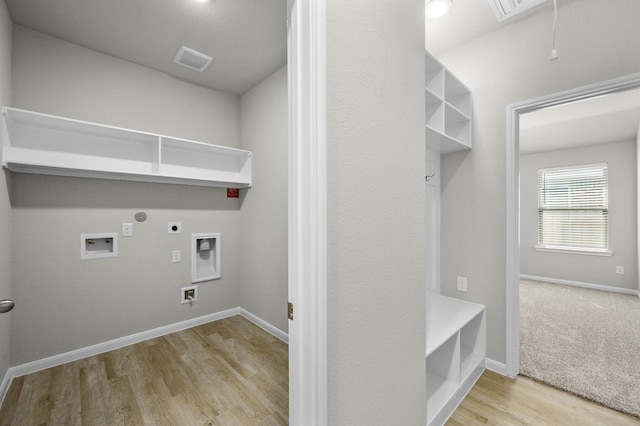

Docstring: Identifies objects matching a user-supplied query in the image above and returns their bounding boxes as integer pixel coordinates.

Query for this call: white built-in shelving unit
[425,51,472,154]
[426,296,486,425]
[1,107,252,188]
[425,50,484,426]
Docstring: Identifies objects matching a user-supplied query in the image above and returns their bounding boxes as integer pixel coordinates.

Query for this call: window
[537,163,609,253]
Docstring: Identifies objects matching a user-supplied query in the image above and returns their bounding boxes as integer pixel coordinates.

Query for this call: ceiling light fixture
[426,0,452,19]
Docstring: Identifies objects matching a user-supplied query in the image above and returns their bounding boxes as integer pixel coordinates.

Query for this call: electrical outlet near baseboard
[616,265,625,275]
[181,285,198,304]
[457,276,468,292]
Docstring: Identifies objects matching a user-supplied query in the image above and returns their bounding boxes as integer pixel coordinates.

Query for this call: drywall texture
[12,26,240,145]
[239,66,288,333]
[0,0,12,380]
[520,141,638,290]
[437,0,640,362]
[326,0,426,424]
[10,26,243,365]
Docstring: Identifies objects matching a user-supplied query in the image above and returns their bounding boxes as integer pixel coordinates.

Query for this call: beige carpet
[519,279,640,418]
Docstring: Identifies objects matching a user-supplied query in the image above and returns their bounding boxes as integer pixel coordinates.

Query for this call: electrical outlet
[616,265,625,275]
[172,250,181,263]
[168,222,181,235]
[457,276,468,292]
[181,285,197,304]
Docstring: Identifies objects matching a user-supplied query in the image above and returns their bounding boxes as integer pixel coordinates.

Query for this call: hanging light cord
[550,0,559,60]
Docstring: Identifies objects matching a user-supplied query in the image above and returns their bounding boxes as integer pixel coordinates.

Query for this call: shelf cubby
[424,50,472,154]
[426,295,486,426]
[2,107,252,188]
[426,90,445,132]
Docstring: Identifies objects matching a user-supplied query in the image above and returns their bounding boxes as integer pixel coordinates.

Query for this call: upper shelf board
[1,107,252,188]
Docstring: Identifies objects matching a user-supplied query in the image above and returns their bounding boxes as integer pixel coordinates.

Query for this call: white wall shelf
[1,107,252,188]
[425,51,472,154]
[426,295,486,426]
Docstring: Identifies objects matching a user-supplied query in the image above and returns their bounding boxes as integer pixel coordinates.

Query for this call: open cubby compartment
[425,69,445,99]
[160,137,252,187]
[426,126,466,154]
[444,71,472,117]
[425,52,445,98]
[444,105,471,147]
[2,107,160,175]
[459,310,486,381]
[425,90,445,132]
[426,333,459,425]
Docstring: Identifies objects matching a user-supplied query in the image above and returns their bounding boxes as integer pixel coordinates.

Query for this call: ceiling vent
[488,0,546,21]
[173,46,213,72]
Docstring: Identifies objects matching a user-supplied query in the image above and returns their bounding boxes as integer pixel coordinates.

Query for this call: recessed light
[426,0,452,19]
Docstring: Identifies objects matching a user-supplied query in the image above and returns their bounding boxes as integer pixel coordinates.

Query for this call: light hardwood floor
[448,370,640,425]
[0,315,288,425]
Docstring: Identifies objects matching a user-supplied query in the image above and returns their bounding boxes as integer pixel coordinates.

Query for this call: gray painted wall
[239,66,288,333]
[10,26,244,365]
[326,1,427,423]
[437,0,640,362]
[0,0,13,379]
[520,141,638,290]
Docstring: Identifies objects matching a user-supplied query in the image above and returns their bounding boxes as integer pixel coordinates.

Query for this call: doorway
[515,87,640,415]
[505,72,640,379]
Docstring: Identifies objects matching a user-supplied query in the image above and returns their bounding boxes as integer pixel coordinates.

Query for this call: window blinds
[537,163,608,250]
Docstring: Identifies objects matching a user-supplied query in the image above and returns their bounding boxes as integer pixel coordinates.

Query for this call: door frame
[287,0,328,424]
[505,72,640,377]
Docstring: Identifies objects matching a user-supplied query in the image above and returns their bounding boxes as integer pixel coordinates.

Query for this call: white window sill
[535,246,613,256]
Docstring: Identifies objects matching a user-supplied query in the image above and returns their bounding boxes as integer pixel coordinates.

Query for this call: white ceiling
[520,88,640,154]
[426,0,640,155]
[5,0,639,147]
[425,0,568,55]
[4,0,287,96]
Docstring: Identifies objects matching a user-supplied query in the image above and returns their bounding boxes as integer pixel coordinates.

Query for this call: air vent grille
[173,46,213,72]
[488,0,546,21]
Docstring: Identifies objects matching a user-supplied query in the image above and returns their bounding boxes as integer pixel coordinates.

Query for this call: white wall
[239,66,288,333]
[0,0,13,379]
[437,0,640,362]
[10,26,244,365]
[520,141,637,290]
[326,1,427,423]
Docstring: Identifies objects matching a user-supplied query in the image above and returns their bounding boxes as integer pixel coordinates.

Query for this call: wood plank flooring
[0,315,288,426]
[447,370,640,425]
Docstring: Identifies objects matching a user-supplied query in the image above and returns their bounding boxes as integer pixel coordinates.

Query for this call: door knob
[0,299,14,313]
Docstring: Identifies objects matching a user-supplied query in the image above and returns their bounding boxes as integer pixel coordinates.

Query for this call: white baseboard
[0,307,288,405]
[485,358,508,376]
[239,308,288,344]
[0,366,12,409]
[520,274,639,296]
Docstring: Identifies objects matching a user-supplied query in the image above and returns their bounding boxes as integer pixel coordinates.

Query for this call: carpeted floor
[520,279,640,418]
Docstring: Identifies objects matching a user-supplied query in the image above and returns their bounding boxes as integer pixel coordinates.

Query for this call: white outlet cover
[172,250,181,263]
[457,276,468,292]
[168,222,182,234]
[122,223,133,237]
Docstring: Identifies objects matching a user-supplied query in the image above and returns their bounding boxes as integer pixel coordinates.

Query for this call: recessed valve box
[192,233,220,283]
[80,233,118,260]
